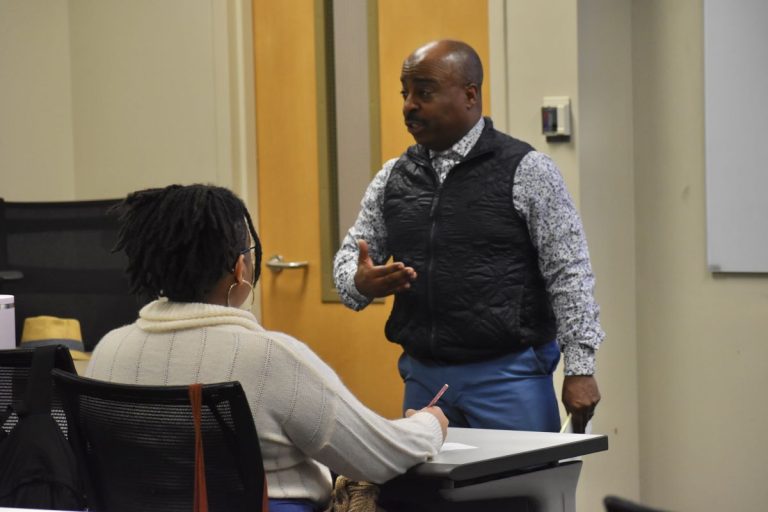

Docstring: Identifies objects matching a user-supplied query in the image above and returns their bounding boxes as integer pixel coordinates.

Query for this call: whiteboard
[704,0,768,272]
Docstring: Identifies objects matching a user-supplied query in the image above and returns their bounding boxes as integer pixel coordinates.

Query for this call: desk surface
[412,427,608,481]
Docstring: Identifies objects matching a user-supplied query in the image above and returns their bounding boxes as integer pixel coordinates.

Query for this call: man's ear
[465,83,479,108]
[233,254,247,284]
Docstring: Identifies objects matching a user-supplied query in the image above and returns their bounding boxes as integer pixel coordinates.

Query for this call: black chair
[0,198,141,351]
[605,495,671,512]
[0,345,76,437]
[51,370,268,512]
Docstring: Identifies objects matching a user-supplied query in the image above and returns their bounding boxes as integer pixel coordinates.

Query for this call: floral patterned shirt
[333,118,604,375]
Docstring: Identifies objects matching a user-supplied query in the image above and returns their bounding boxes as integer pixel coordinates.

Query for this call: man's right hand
[354,239,417,298]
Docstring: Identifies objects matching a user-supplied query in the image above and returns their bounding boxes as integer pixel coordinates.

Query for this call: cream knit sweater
[86,300,443,506]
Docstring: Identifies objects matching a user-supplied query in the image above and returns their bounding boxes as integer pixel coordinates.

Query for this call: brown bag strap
[263,474,270,511]
[189,384,208,512]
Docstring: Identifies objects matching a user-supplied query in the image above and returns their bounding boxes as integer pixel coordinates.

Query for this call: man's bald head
[405,40,484,93]
[400,40,483,150]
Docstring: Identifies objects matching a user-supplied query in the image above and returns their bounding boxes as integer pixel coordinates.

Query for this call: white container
[0,295,16,349]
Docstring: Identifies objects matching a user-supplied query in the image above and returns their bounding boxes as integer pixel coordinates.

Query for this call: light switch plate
[542,96,571,138]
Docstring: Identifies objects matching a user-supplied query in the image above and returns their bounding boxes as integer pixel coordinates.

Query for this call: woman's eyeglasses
[240,245,258,262]
[239,245,258,286]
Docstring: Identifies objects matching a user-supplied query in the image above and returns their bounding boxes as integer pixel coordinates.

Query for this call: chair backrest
[0,346,76,436]
[51,370,267,512]
[0,198,142,350]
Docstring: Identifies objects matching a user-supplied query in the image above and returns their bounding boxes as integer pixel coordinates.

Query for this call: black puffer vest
[383,119,557,363]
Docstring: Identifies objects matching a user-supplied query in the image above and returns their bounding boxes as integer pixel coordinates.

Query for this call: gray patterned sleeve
[514,152,605,375]
[333,159,399,310]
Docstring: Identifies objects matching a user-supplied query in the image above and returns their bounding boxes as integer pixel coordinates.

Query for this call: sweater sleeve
[264,332,443,484]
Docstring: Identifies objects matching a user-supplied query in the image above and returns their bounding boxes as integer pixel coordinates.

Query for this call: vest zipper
[422,156,470,356]
[427,178,444,356]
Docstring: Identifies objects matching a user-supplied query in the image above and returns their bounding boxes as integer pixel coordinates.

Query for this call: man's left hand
[562,375,601,433]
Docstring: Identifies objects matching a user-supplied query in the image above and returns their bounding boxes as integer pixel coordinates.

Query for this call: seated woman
[85,184,447,512]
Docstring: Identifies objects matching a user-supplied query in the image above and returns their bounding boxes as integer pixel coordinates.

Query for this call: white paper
[560,416,593,435]
[440,442,477,452]
[560,417,594,462]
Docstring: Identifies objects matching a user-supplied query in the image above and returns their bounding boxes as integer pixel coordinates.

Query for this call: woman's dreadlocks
[111,184,261,302]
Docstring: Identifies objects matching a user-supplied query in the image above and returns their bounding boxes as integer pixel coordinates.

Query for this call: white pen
[426,383,449,407]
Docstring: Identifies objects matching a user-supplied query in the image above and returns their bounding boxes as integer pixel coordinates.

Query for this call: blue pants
[398,341,561,432]
[268,499,316,512]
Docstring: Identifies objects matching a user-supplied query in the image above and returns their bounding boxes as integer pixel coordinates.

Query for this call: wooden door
[252,0,489,417]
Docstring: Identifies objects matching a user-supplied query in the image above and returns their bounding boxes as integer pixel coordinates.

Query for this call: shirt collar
[429,117,485,160]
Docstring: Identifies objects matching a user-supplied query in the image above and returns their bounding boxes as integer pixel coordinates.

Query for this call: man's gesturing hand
[354,239,417,298]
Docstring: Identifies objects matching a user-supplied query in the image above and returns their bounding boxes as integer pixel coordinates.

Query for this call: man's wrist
[562,343,596,376]
[349,279,371,303]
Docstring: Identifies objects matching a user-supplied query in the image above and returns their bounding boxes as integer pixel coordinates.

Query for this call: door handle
[266,254,309,274]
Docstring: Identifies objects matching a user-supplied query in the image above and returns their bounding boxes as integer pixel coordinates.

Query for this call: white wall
[68,0,228,198]
[502,0,581,195]
[490,2,640,510]
[577,0,640,507]
[6,0,768,509]
[0,0,260,315]
[0,0,75,200]
[495,2,768,510]
[633,1,768,510]
[0,0,255,202]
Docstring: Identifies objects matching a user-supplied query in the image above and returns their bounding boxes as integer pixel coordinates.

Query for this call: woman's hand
[406,406,449,440]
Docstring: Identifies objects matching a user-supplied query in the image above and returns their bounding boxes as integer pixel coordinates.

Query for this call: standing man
[333,40,603,433]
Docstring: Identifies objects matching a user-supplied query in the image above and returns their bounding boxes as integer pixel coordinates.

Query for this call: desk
[379,427,608,512]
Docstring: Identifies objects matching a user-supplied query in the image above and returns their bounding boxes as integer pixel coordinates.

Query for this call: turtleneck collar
[136,298,264,333]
